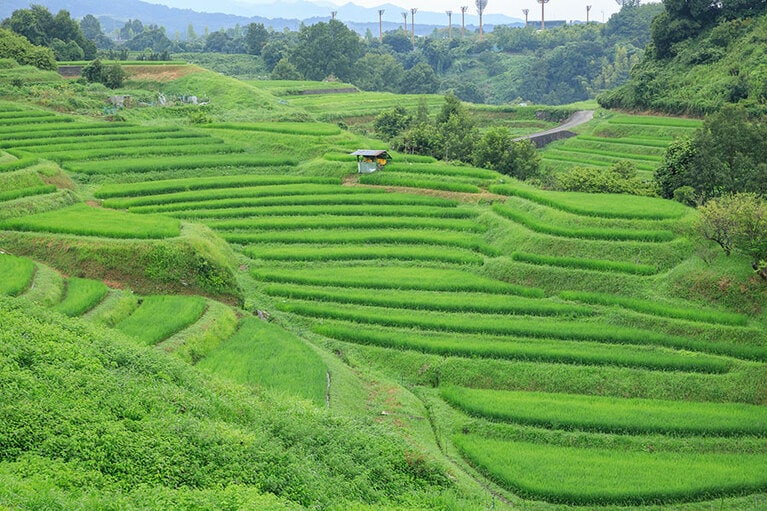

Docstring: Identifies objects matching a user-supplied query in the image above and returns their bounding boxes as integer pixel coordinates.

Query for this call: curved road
[515,110,595,146]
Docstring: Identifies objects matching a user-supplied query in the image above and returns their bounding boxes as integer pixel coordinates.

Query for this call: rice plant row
[608,115,703,128]
[65,154,299,175]
[575,135,672,148]
[166,204,474,221]
[542,152,657,172]
[276,300,767,360]
[385,162,499,180]
[314,322,729,373]
[42,143,243,162]
[116,295,207,345]
[1,204,181,239]
[454,435,767,506]
[0,121,145,137]
[52,277,108,317]
[0,157,40,173]
[254,266,543,297]
[203,215,485,233]
[551,146,663,162]
[249,244,484,264]
[0,126,186,145]
[202,122,342,136]
[442,387,767,436]
[359,173,482,193]
[127,192,456,214]
[0,254,35,296]
[489,184,688,220]
[511,252,657,276]
[492,204,676,242]
[18,134,220,155]
[264,283,584,316]
[0,185,56,202]
[0,110,61,120]
[0,116,71,126]
[230,230,500,256]
[95,175,341,199]
[560,291,749,326]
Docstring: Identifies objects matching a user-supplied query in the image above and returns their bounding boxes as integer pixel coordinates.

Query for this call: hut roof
[350,150,390,158]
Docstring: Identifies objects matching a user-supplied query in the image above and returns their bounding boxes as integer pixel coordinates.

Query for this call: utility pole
[586,5,592,23]
[331,10,337,19]
[446,10,453,39]
[410,7,417,49]
[460,6,468,38]
[378,9,384,43]
[402,11,408,34]
[522,8,530,27]
[537,0,550,30]
[476,0,488,41]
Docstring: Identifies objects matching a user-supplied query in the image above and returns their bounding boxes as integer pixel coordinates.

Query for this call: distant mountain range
[0,0,525,38]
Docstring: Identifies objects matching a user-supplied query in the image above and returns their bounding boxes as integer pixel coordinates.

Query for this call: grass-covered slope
[599,13,767,115]
[0,296,452,510]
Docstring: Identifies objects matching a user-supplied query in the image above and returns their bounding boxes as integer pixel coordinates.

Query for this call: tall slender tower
[460,6,468,38]
[331,10,337,19]
[537,0,551,30]
[378,9,385,42]
[475,0,488,41]
[446,10,453,39]
[402,11,408,34]
[586,5,592,22]
[522,8,530,27]
[410,8,417,48]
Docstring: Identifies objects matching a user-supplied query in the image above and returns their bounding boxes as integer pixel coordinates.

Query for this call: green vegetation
[1,204,180,239]
[53,277,108,316]
[0,254,35,296]
[116,295,207,345]
[455,435,767,505]
[199,318,327,406]
[511,251,657,275]
[443,387,767,436]
[65,154,298,175]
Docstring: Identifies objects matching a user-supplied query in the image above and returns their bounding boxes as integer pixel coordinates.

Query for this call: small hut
[350,150,391,173]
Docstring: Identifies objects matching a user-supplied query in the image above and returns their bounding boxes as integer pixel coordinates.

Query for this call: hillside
[600,10,767,115]
[0,62,766,510]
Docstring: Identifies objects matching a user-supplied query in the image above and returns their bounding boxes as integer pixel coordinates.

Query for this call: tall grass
[489,184,688,220]
[0,254,35,296]
[53,277,108,317]
[0,157,39,173]
[313,322,729,373]
[492,204,675,242]
[559,291,749,326]
[442,387,767,436]
[116,295,207,345]
[265,284,582,316]
[198,317,327,406]
[249,245,483,264]
[0,204,180,239]
[254,266,543,297]
[454,435,767,505]
[0,185,56,202]
[65,154,298,175]
[511,252,657,275]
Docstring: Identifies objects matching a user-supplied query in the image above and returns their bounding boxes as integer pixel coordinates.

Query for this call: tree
[0,28,56,70]
[1,6,94,59]
[245,23,268,55]
[271,58,302,80]
[290,20,364,82]
[79,15,102,41]
[472,128,541,180]
[204,30,231,52]
[374,106,412,139]
[436,93,475,161]
[352,53,404,92]
[400,62,439,94]
[82,58,126,89]
[124,27,173,52]
[698,193,767,278]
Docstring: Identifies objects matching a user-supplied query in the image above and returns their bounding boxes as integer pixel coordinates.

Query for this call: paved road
[515,110,595,145]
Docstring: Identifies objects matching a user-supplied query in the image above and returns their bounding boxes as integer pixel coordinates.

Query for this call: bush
[472,128,541,180]
[0,29,56,70]
[557,161,656,196]
[82,59,126,89]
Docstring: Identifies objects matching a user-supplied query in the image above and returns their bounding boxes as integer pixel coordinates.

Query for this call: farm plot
[249,244,484,264]
[53,277,108,317]
[198,317,328,406]
[116,295,207,345]
[454,435,767,505]
[0,254,35,296]
[0,204,180,239]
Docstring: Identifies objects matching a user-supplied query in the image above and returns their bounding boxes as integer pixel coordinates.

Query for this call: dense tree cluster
[655,104,767,202]
[1,6,95,60]
[0,28,56,70]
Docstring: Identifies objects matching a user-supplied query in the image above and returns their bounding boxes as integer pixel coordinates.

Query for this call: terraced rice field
[1,101,765,508]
